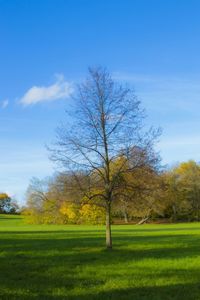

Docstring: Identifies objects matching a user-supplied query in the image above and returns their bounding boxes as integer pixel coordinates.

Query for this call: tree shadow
[1,228,200,299]
[0,274,200,300]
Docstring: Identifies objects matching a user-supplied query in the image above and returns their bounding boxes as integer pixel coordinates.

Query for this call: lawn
[1,215,200,299]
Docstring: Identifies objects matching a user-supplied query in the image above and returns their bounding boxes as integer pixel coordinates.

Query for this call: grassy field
[1,216,200,299]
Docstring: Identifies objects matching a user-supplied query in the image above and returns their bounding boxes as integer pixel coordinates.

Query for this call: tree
[80,203,105,224]
[24,177,51,223]
[0,193,11,213]
[50,67,160,249]
[112,152,163,224]
[173,161,200,221]
[25,177,49,210]
[161,171,182,221]
[0,193,18,214]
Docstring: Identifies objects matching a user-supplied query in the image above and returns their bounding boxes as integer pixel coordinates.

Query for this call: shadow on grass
[0,231,200,254]
[0,282,200,300]
[1,229,200,299]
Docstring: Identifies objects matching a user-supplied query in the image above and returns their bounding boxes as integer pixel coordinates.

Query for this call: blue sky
[1,0,200,203]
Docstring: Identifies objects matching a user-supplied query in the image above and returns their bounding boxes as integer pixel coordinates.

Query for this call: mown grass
[1,215,200,299]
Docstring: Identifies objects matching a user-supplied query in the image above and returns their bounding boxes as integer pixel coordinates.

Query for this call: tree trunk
[172,204,177,222]
[196,200,199,221]
[106,203,112,249]
[124,211,128,223]
[137,216,150,225]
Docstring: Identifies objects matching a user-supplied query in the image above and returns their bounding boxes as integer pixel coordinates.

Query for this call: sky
[1,0,200,203]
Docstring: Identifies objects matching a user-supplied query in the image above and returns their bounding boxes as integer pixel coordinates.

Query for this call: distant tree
[173,161,200,221]
[50,67,160,249]
[114,165,164,224]
[0,193,11,213]
[80,203,105,224]
[0,193,18,214]
[161,171,182,221]
[24,175,82,224]
[25,177,49,210]
[24,177,50,223]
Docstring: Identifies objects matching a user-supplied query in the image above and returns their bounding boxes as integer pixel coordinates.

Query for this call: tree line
[23,160,200,226]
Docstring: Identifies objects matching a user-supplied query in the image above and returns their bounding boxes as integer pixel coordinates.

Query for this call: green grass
[1,215,200,299]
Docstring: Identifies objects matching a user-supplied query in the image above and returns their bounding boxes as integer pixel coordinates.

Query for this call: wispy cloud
[113,71,200,113]
[1,99,9,109]
[19,74,73,106]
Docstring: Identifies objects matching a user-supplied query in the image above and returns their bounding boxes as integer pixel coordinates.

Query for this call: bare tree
[50,67,160,249]
[25,177,50,212]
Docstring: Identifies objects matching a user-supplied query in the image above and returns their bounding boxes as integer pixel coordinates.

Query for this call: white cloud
[1,99,9,109]
[19,74,73,106]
